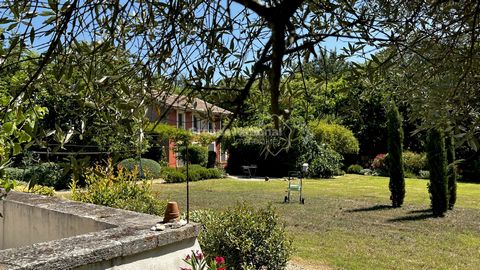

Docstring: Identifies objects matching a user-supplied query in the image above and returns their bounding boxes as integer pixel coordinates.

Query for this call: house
[146,92,233,168]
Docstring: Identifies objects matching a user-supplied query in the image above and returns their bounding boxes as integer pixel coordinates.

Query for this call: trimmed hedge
[9,163,71,190]
[118,158,162,179]
[162,165,223,183]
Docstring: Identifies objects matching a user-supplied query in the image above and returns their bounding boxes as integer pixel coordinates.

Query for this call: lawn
[153,174,480,270]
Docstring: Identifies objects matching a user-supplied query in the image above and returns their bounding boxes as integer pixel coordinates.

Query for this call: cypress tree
[446,134,457,210]
[426,129,448,217]
[387,102,405,208]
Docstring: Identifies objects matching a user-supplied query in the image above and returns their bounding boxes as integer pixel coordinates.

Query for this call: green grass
[154,175,480,270]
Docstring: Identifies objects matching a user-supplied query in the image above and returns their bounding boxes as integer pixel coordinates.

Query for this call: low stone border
[0,192,200,270]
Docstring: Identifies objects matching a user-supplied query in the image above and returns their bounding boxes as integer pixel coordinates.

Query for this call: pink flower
[184,254,191,260]
[195,251,204,260]
[180,268,191,270]
[218,267,226,270]
[214,256,225,265]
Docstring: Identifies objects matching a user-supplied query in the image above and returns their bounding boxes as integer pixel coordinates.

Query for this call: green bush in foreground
[191,204,292,270]
[72,161,164,216]
[426,129,448,217]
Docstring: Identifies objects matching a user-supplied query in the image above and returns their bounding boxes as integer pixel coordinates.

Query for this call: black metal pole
[186,142,190,223]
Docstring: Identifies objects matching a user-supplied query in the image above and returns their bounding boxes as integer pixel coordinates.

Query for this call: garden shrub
[309,120,360,155]
[403,151,427,175]
[162,165,223,183]
[72,161,164,216]
[190,204,292,270]
[178,144,208,167]
[4,167,26,181]
[419,170,430,179]
[162,168,186,183]
[371,153,389,176]
[118,158,162,179]
[347,164,363,174]
[14,183,55,196]
[306,146,343,178]
[23,162,70,190]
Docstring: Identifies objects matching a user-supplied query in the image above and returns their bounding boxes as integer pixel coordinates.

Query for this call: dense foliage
[426,129,448,217]
[14,183,55,197]
[118,158,162,179]
[71,161,164,216]
[309,120,359,155]
[161,165,223,183]
[387,103,405,208]
[4,163,70,190]
[347,164,363,174]
[403,151,428,176]
[191,204,292,270]
[178,145,208,167]
[223,125,342,178]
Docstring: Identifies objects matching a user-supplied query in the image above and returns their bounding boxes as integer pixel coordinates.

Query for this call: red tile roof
[151,91,233,115]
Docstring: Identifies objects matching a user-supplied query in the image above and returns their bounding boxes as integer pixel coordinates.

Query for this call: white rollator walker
[284,163,309,204]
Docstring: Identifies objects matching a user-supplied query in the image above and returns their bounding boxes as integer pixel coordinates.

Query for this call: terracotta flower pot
[163,201,180,223]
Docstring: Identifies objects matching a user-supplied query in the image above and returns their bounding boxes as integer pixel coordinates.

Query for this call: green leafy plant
[71,160,164,216]
[118,158,162,179]
[306,146,343,178]
[178,145,208,167]
[347,164,363,174]
[22,162,70,190]
[309,120,360,155]
[190,204,292,270]
[403,151,427,175]
[14,183,55,196]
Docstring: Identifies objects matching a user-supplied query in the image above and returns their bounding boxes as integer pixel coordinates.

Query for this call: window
[208,121,213,133]
[193,115,199,132]
[177,112,185,129]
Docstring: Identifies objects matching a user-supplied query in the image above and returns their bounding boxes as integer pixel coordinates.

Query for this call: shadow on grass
[408,208,432,214]
[345,204,392,213]
[388,212,435,222]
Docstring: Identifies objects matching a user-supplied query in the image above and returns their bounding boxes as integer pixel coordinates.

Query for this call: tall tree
[387,102,405,207]
[446,134,457,210]
[426,129,448,217]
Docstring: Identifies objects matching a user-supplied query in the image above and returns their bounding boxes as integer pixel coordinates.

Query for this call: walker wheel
[301,198,305,204]
[284,196,289,203]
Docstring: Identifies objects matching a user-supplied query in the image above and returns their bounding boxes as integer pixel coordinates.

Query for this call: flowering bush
[181,250,226,270]
[371,153,389,176]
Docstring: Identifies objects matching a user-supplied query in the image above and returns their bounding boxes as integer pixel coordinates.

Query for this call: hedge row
[161,165,223,183]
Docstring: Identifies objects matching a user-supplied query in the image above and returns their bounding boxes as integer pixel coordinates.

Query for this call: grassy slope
[154,175,480,270]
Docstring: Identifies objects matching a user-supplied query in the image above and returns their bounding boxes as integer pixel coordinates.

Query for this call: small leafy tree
[387,102,405,207]
[426,129,448,217]
[446,134,457,210]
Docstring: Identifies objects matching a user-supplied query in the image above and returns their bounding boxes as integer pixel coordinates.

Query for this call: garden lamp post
[302,163,309,178]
